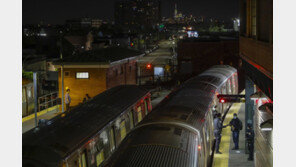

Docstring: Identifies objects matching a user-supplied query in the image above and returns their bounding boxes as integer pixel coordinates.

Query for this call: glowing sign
[187,31,199,38]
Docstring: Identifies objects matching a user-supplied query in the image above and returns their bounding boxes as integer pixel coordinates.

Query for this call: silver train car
[104,65,238,167]
[23,85,152,167]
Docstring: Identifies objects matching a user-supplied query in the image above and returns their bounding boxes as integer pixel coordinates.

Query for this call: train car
[104,65,238,167]
[23,85,152,167]
[22,82,35,117]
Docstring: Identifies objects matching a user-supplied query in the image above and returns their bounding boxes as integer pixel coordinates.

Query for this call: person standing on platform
[65,88,71,112]
[246,123,254,161]
[228,113,243,150]
[214,113,227,154]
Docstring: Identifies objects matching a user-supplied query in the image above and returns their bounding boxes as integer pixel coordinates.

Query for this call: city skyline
[23,0,239,24]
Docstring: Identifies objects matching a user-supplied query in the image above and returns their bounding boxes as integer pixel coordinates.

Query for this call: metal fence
[38,92,59,112]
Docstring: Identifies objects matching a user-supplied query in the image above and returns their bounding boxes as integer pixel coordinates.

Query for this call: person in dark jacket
[246,123,254,161]
[227,113,243,150]
[213,113,227,154]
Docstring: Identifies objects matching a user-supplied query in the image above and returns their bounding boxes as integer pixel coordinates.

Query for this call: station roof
[53,47,143,66]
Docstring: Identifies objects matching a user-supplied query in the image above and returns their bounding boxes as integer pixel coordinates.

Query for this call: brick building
[53,48,144,107]
[177,36,239,77]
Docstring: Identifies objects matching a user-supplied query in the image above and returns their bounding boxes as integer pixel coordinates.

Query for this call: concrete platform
[213,102,254,167]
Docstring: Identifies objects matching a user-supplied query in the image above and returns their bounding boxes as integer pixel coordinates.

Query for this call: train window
[144,99,148,115]
[129,111,134,129]
[27,88,32,98]
[120,121,127,139]
[137,106,142,122]
[96,150,104,167]
[222,85,226,94]
[109,127,115,152]
[114,118,127,146]
[228,80,232,94]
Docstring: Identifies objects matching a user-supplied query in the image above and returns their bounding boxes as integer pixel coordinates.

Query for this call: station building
[53,47,144,107]
[177,36,239,79]
[239,0,273,166]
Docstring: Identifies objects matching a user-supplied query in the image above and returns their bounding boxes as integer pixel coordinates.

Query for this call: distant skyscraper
[115,0,161,30]
[174,3,178,18]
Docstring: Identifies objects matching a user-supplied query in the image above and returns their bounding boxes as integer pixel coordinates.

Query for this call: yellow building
[53,47,144,109]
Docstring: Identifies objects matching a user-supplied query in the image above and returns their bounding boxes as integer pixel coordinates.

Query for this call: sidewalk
[213,102,254,167]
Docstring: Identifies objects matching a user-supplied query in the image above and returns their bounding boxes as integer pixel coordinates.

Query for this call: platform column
[245,77,255,153]
[33,72,38,127]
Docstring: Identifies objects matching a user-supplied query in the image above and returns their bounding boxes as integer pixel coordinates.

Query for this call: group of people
[213,111,254,161]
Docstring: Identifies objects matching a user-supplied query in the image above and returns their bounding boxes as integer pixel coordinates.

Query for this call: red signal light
[219,98,226,103]
[198,145,201,150]
[146,64,152,69]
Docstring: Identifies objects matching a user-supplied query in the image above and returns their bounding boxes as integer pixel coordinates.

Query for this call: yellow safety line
[213,103,243,167]
[22,105,60,123]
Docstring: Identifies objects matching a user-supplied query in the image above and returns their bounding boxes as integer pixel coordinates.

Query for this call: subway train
[22,82,35,117]
[104,65,238,167]
[23,85,152,167]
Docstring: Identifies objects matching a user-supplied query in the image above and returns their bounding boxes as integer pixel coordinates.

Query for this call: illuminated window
[76,72,89,79]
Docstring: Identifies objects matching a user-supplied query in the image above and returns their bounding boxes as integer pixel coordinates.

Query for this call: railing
[38,92,59,112]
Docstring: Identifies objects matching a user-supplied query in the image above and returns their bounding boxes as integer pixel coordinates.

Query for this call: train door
[202,127,208,167]
[207,113,214,150]
[198,133,205,167]
[109,127,116,152]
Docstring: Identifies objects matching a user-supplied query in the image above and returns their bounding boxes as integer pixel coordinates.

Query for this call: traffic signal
[217,94,245,103]
[130,42,134,47]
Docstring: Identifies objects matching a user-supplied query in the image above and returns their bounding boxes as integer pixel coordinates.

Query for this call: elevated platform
[213,102,254,167]
[22,89,171,133]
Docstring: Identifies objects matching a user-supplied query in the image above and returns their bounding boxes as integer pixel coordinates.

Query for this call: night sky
[23,0,239,24]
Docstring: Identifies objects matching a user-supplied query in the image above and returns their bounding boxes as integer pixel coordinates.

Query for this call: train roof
[106,65,237,167]
[23,85,149,165]
[108,124,197,167]
[147,65,236,127]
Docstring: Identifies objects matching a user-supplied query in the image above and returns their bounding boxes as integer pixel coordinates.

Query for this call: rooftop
[53,47,143,65]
